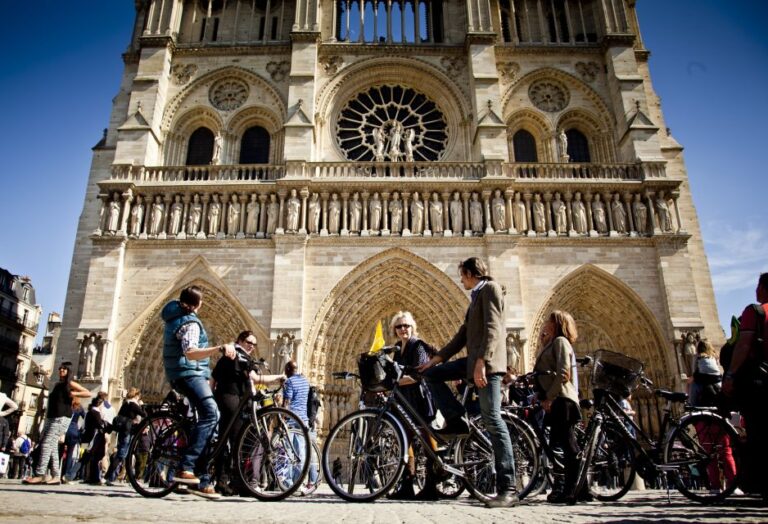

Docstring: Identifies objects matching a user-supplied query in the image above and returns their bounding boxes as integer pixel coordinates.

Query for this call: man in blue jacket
[162,285,236,499]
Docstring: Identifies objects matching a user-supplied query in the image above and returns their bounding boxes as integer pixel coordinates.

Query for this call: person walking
[62,398,85,482]
[82,397,109,484]
[23,362,90,485]
[419,257,517,508]
[105,388,146,485]
[282,360,315,489]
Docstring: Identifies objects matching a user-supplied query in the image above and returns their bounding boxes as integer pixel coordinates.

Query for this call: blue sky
[0,1,766,343]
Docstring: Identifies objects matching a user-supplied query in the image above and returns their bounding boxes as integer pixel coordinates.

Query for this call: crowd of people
[3,264,766,509]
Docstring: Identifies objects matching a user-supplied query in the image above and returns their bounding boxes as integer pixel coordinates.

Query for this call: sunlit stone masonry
[60,0,721,437]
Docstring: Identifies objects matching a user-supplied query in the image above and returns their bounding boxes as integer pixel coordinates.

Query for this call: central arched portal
[304,248,467,433]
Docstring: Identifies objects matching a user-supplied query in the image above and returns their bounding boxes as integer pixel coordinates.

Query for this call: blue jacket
[162,300,210,381]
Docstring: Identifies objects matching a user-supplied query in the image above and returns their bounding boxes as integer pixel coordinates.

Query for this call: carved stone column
[118,189,133,238]
[523,193,535,237]
[584,191,597,236]
[381,191,390,236]
[461,191,471,237]
[482,190,493,234]
[276,189,286,235]
[238,194,248,239]
[645,190,659,235]
[505,189,516,234]
[423,191,432,237]
[361,190,370,236]
[340,191,349,236]
[544,192,555,236]
[604,192,616,237]
[402,191,411,236]
[671,191,684,233]
[624,192,635,237]
[178,194,190,240]
[442,192,451,237]
[257,193,268,238]
[159,193,171,239]
[299,188,309,235]
[320,191,329,236]
[140,195,152,238]
[199,194,210,239]
[564,191,575,236]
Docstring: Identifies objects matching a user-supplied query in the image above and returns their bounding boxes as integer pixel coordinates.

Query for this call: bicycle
[297,438,322,496]
[573,349,742,504]
[321,350,538,502]
[125,350,311,500]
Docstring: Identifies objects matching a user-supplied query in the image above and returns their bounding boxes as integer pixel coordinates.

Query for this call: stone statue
[169,195,183,235]
[506,332,522,374]
[429,193,443,234]
[129,195,144,236]
[388,121,403,161]
[469,192,483,233]
[552,192,567,234]
[286,189,301,232]
[328,193,341,234]
[656,190,673,232]
[572,192,588,234]
[349,193,362,233]
[389,192,403,234]
[106,192,121,233]
[512,192,527,233]
[532,194,546,233]
[212,133,223,165]
[491,189,506,231]
[227,193,241,236]
[82,335,99,378]
[611,193,627,234]
[187,194,202,235]
[410,192,424,234]
[307,193,321,234]
[149,195,165,236]
[558,129,568,159]
[449,192,463,232]
[633,194,647,235]
[592,194,607,234]
[246,195,260,235]
[369,193,382,233]
[266,194,279,235]
[373,127,386,162]
[680,332,699,378]
[207,194,221,236]
[275,334,294,371]
[403,128,415,162]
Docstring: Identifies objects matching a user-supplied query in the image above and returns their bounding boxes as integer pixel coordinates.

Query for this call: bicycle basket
[358,352,399,392]
[591,349,644,397]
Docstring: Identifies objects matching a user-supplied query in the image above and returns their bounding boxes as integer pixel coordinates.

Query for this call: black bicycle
[125,350,311,500]
[573,349,742,504]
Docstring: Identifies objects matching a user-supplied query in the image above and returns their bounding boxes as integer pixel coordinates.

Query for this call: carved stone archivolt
[529,79,570,113]
[209,78,250,111]
[171,63,198,85]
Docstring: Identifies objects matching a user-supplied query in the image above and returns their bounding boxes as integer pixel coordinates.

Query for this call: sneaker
[484,491,519,508]
[733,488,744,496]
[175,471,200,485]
[190,485,222,500]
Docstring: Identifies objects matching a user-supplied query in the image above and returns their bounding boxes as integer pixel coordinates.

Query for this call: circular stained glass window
[336,85,448,162]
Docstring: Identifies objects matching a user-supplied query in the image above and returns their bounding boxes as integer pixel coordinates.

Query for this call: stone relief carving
[552,192,567,235]
[512,193,527,233]
[307,193,321,234]
[149,195,165,236]
[369,193,382,233]
[410,192,424,234]
[274,332,297,371]
[592,194,607,234]
[79,333,103,379]
[389,192,403,234]
[286,189,301,232]
[440,56,466,77]
[328,193,341,234]
[227,193,241,236]
[633,194,647,235]
[469,192,483,233]
[187,194,202,236]
[320,56,344,76]
[349,192,362,233]
[611,193,627,234]
[506,330,525,373]
[575,61,600,83]
[677,331,701,378]
[266,61,290,82]
[106,192,121,233]
[209,78,249,111]
[450,192,463,233]
[266,194,279,236]
[529,80,569,113]
[492,189,506,232]
[532,194,546,233]
[246,195,260,236]
[169,195,183,236]
[429,193,443,234]
[572,192,588,234]
[129,195,144,237]
[497,61,520,83]
[171,63,197,85]
[207,194,221,237]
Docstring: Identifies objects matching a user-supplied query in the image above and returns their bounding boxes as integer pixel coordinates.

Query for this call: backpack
[306,386,321,430]
[20,437,30,455]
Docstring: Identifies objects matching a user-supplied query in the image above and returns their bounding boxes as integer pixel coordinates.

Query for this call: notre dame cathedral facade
[59,0,720,436]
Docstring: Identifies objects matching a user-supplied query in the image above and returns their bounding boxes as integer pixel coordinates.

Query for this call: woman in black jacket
[105,388,146,484]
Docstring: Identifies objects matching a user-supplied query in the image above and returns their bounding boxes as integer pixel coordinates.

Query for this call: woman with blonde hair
[534,310,583,504]
[387,311,439,500]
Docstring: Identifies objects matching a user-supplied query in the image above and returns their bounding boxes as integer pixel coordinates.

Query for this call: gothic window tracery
[335,0,443,44]
[501,0,599,44]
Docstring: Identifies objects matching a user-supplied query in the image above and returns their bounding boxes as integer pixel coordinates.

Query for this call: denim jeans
[478,374,516,493]
[105,430,131,482]
[172,375,220,488]
[423,357,468,422]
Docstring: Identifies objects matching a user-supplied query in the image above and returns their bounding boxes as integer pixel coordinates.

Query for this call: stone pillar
[217,192,228,239]
[645,190,659,235]
[505,189,516,234]
[564,191,574,235]
[200,194,210,238]
[605,192,616,237]
[361,190,370,236]
[461,191,471,237]
[118,189,133,238]
[276,189,286,235]
[340,191,349,236]
[544,192,555,236]
[178,194,190,240]
[442,192,451,237]
[423,191,432,237]
[141,195,152,238]
[523,193,534,237]
[671,191,684,233]
[623,192,635,237]
[585,191,597,236]
[238,194,248,238]
[160,193,171,239]
[257,193,268,238]
[402,191,411,236]
[320,191,329,236]
[381,191,390,235]
[482,189,493,234]
[299,188,309,235]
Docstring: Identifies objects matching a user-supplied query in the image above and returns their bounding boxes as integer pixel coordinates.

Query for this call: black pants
[546,398,581,495]
[214,393,245,486]
[743,407,768,497]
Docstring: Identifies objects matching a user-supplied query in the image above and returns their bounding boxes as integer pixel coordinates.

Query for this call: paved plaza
[1,480,766,523]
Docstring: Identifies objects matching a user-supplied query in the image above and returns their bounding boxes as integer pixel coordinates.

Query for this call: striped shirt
[283,374,310,423]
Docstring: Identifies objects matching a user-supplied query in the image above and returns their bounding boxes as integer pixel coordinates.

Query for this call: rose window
[528,80,569,113]
[209,79,249,111]
[336,85,448,162]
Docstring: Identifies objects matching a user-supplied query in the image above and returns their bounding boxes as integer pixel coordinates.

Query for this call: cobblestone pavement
[1,480,766,523]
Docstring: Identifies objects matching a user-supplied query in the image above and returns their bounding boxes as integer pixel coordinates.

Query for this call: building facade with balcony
[59,0,720,436]
[0,268,43,433]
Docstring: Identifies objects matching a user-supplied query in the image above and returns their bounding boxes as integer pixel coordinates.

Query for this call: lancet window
[566,129,590,162]
[334,0,444,44]
[186,127,215,165]
[239,126,271,164]
[500,0,599,45]
[512,130,538,162]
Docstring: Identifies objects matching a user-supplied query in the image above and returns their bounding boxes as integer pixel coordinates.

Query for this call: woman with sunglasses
[387,311,440,500]
[24,361,91,484]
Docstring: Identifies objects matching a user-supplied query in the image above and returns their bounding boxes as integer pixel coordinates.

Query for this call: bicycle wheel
[505,415,541,500]
[664,413,741,503]
[571,420,602,500]
[321,409,406,502]
[587,423,636,501]
[409,437,465,499]
[235,406,311,501]
[125,412,188,498]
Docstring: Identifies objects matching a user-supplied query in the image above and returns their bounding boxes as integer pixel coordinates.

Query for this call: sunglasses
[395,324,411,330]
[244,339,257,346]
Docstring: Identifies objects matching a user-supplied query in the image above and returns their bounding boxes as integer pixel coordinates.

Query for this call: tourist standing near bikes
[387,311,439,501]
[162,285,236,499]
[23,361,90,485]
[533,310,582,505]
[105,387,146,485]
[419,257,517,508]
[282,360,316,487]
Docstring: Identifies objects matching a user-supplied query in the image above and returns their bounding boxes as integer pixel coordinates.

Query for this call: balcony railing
[110,161,665,183]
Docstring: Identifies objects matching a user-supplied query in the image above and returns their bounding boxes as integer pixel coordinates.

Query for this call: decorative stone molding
[266,61,290,82]
[440,56,466,78]
[320,56,344,76]
[528,80,570,113]
[171,63,197,85]
[209,78,249,111]
[575,61,600,83]
[497,61,520,84]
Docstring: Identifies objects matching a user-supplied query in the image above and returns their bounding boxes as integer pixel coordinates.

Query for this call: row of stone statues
[96,188,680,238]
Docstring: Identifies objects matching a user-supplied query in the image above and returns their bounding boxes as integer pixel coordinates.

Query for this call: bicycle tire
[321,409,407,502]
[125,411,188,498]
[572,419,602,500]
[410,437,465,499]
[587,422,636,501]
[503,414,542,500]
[235,406,311,501]
[664,412,741,504]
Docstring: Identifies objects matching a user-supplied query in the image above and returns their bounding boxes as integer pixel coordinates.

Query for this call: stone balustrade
[109,160,666,183]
